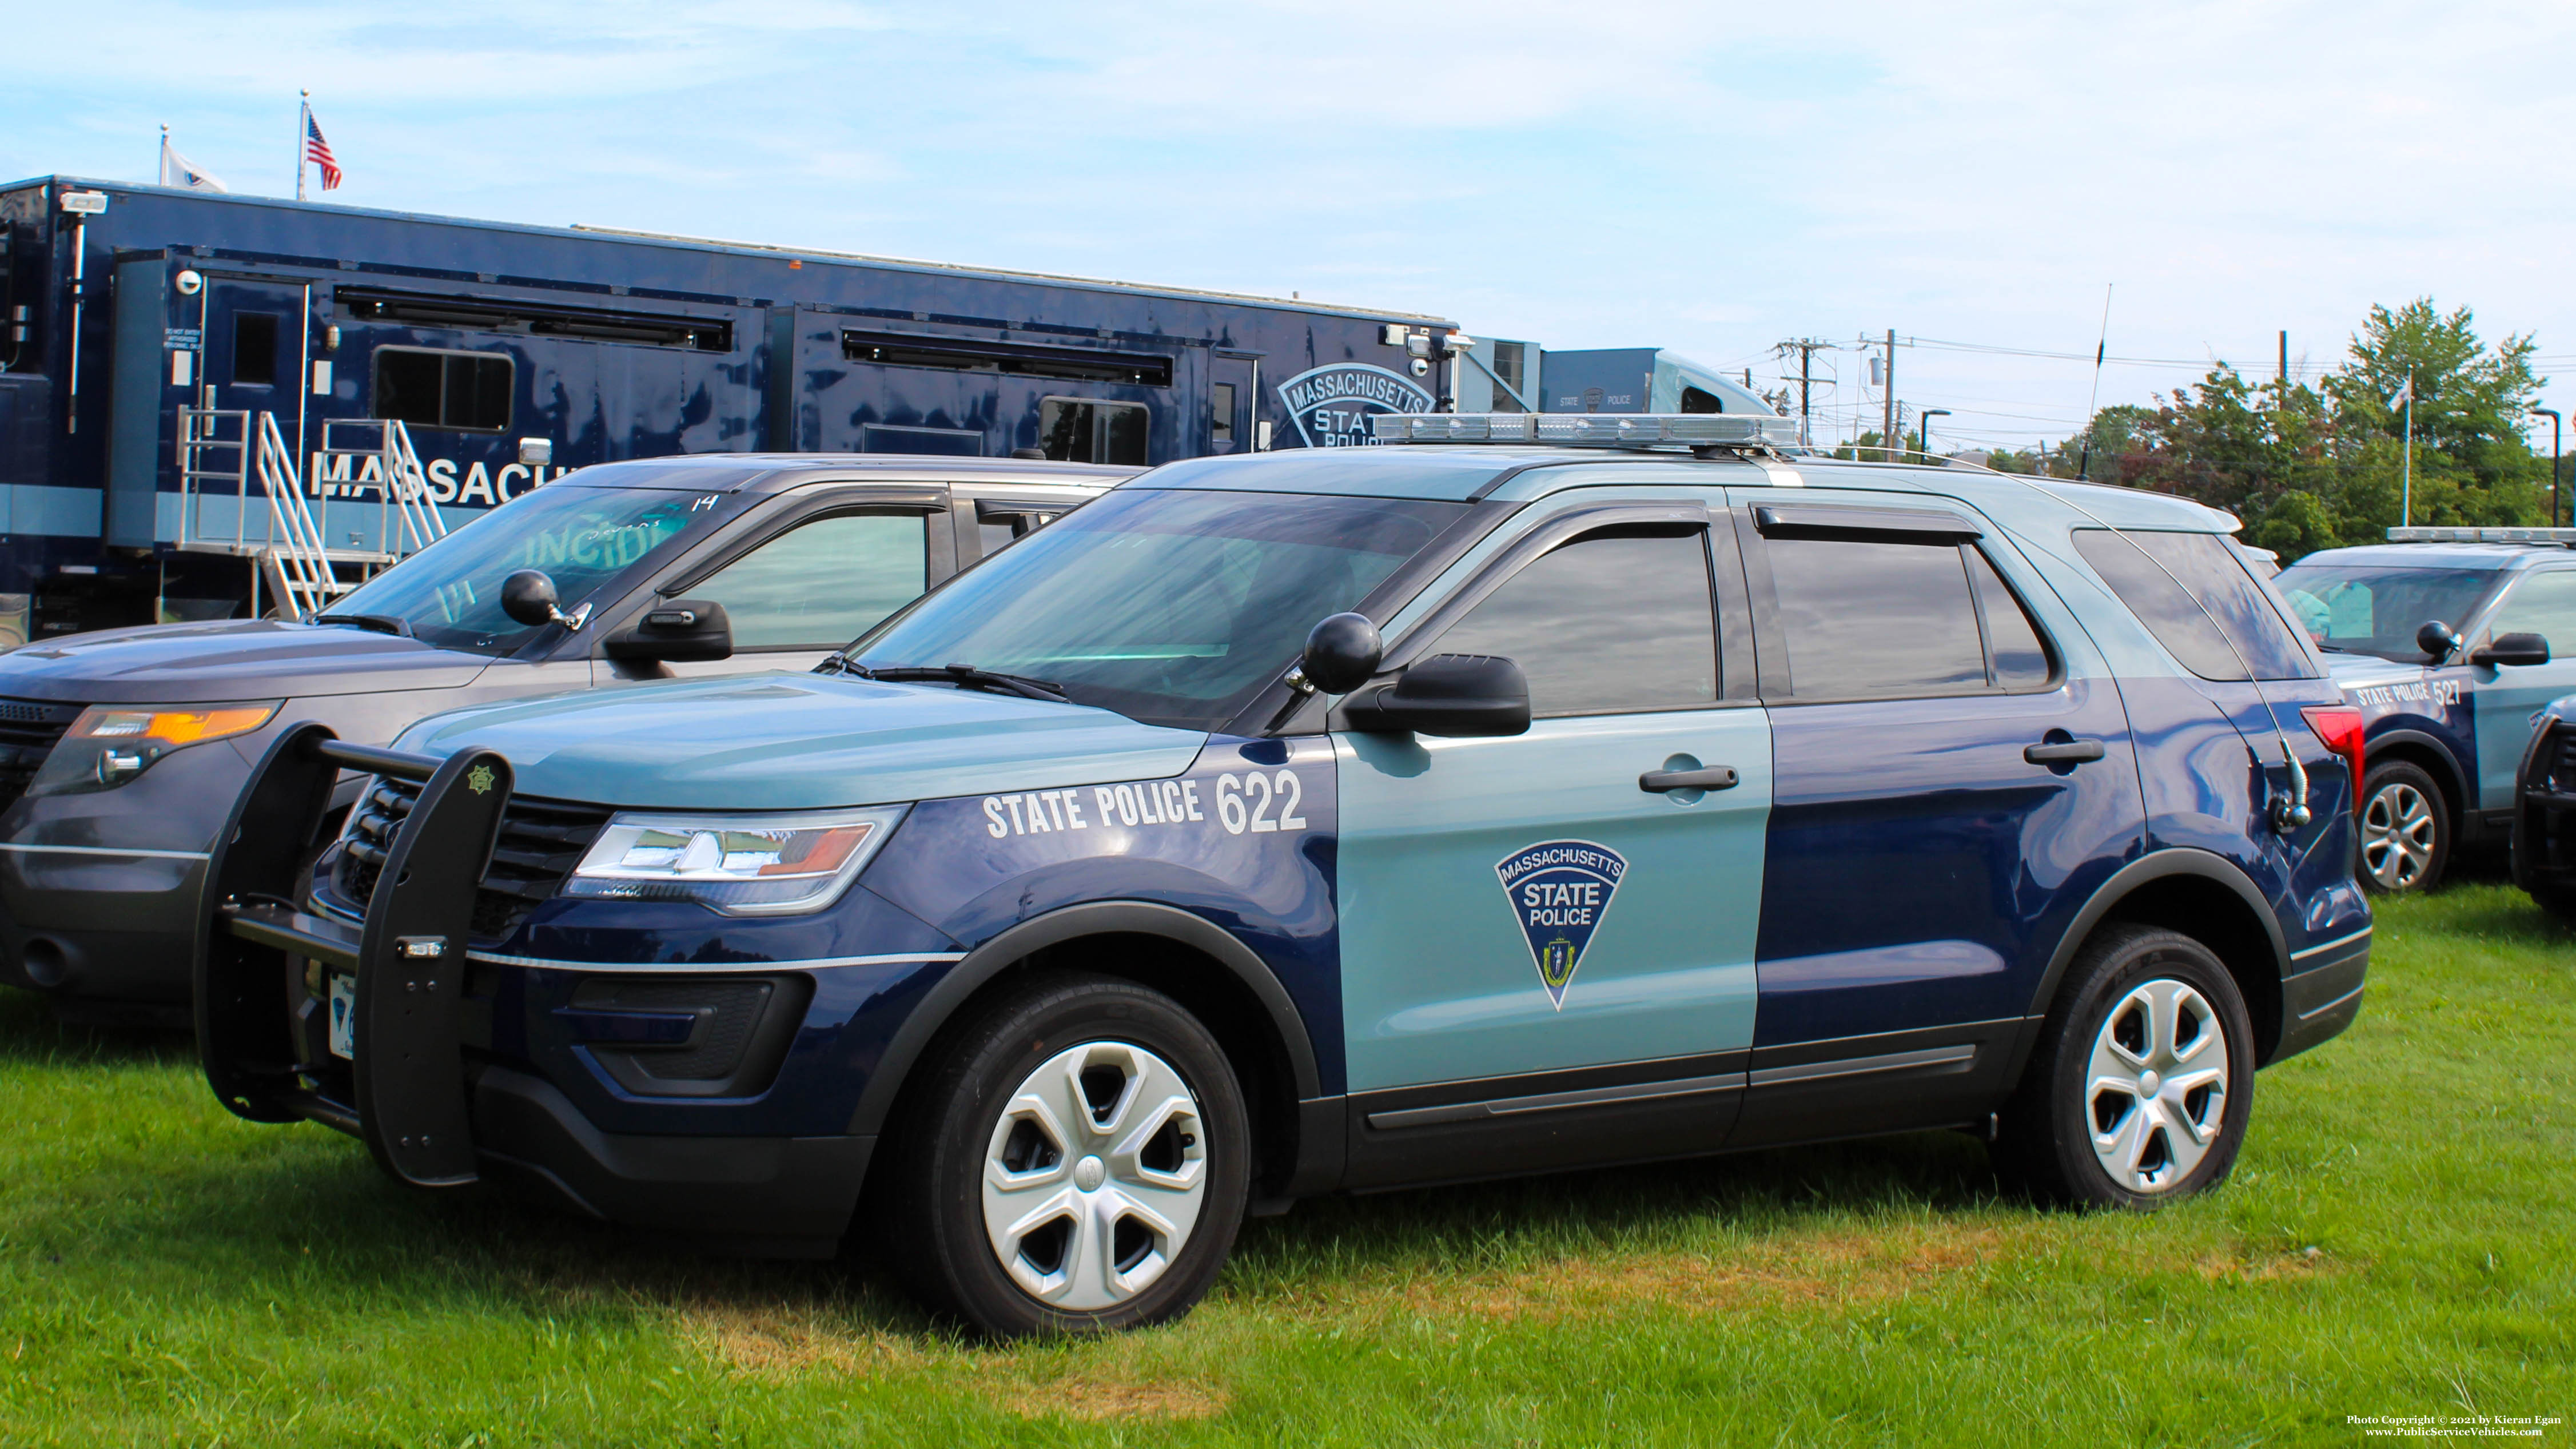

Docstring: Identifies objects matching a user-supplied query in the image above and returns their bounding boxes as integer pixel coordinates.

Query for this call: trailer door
[1209,351,1260,455]
[202,277,314,459]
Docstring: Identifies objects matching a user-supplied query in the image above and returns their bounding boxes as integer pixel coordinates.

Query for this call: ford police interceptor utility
[2273,528,2576,893]
[0,455,1122,1020]
[197,415,2370,1336]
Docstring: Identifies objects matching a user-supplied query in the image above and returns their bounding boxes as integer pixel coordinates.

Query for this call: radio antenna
[2076,284,2113,480]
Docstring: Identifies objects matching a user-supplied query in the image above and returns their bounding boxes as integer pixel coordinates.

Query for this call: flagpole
[158,125,168,187]
[296,91,309,202]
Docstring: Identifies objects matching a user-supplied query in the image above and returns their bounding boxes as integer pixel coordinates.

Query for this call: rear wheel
[2359,759,2448,893]
[879,972,1249,1337]
[1994,923,2254,1209]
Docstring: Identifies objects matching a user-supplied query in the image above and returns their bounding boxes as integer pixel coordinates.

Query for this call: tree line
[1973,299,2558,563]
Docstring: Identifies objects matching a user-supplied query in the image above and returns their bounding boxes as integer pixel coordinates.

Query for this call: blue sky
[9,1,2571,454]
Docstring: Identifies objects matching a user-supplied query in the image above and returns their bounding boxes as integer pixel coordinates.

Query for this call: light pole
[2394,376,2416,526]
[1918,408,1951,459]
[2534,406,2563,528]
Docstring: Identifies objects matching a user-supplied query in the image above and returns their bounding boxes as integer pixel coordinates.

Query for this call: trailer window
[374,347,512,432]
[1039,397,1149,466]
[232,313,280,387]
[1211,383,1236,444]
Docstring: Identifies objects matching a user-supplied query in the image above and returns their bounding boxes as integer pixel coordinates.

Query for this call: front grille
[328,774,612,940]
[0,698,81,811]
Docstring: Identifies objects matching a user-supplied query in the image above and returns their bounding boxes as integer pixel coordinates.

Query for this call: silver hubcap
[980,1040,1208,1310]
[2362,781,2436,889]
[2085,978,2230,1195]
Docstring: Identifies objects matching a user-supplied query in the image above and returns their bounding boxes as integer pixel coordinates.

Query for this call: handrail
[315,417,447,560]
[254,412,340,618]
[383,419,448,554]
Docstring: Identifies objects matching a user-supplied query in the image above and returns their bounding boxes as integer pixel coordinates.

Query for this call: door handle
[2024,739,2105,765]
[1639,766,1739,793]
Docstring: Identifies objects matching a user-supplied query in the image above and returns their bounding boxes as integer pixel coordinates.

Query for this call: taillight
[2301,705,2367,817]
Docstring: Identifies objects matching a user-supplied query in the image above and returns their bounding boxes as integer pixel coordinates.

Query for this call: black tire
[1993,923,2255,1210]
[2358,758,2449,893]
[878,971,1249,1337]
[2529,883,2576,926]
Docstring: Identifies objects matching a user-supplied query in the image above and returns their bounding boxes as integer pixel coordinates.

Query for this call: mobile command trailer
[0,176,1463,638]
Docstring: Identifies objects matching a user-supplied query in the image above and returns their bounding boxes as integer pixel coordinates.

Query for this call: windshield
[851,488,1468,730]
[318,484,743,655]
[2274,562,2502,661]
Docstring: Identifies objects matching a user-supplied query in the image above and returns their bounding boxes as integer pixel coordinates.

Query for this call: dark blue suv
[197,416,2370,1336]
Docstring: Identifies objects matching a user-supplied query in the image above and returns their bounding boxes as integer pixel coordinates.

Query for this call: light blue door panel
[2473,662,2576,808]
[1335,707,1773,1092]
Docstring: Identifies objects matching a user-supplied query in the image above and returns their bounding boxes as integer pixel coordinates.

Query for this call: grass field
[2,882,2570,1447]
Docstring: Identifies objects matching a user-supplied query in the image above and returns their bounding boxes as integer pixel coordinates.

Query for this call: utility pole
[2279,331,2288,394]
[1881,329,1897,461]
[2534,406,2562,528]
[1774,339,1832,448]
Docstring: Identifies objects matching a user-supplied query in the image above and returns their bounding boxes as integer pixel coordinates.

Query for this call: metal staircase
[176,409,449,618]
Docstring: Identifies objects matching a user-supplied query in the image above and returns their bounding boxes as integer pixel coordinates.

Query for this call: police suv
[2273,528,2576,893]
[0,455,1121,1018]
[198,416,2370,1336]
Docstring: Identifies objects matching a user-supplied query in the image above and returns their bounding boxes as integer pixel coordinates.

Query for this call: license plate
[327,974,356,1060]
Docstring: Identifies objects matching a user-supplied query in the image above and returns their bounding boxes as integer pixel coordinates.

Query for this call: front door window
[691,511,930,650]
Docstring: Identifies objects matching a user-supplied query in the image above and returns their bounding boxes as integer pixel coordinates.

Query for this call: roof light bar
[2386,527,2576,544]
[1370,412,1801,449]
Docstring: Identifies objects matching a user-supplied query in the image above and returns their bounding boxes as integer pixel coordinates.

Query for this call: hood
[0,620,493,703]
[2321,653,2431,691]
[395,672,1209,810]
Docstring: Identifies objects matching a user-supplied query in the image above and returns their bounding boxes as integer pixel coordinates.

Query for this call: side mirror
[2417,620,2461,662]
[501,569,565,628]
[2473,631,2551,668]
[604,599,734,663]
[1341,653,1531,738]
[1300,612,1382,695]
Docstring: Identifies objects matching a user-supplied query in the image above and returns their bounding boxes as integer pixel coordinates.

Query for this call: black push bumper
[2511,717,2576,902]
[196,724,866,1252]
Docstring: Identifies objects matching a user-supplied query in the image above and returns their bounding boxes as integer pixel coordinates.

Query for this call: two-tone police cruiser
[197,415,2370,1336]
[0,454,1121,1019]
[2273,527,2576,893]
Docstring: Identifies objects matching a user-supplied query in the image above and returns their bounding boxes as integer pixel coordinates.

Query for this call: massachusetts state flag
[305,111,343,191]
[158,134,225,193]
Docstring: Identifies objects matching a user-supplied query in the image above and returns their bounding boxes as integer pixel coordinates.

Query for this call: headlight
[26,702,284,797]
[563,805,907,915]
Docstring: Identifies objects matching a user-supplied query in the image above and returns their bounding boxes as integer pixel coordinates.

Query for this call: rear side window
[1433,528,1717,715]
[1763,536,1988,698]
[2075,530,2315,680]
[1968,549,2054,687]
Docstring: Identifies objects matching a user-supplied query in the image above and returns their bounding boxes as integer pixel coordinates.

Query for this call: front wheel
[1994,923,2255,1209]
[879,972,1249,1337]
[2359,759,2448,893]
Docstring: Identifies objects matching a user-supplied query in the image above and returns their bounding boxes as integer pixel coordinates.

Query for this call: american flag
[304,111,343,191]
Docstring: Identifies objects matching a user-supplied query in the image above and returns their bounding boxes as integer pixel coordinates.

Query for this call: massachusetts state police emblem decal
[1494,840,1628,1009]
[1274,363,1435,448]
